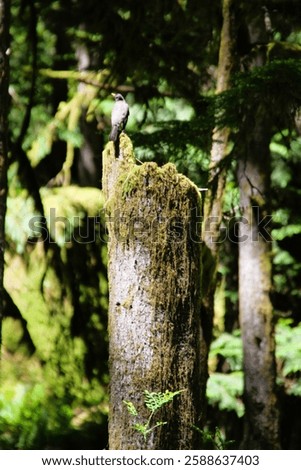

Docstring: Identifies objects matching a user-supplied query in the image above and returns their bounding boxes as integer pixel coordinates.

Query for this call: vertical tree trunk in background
[202,0,236,351]
[0,0,9,343]
[237,109,280,449]
[76,40,102,187]
[237,8,280,449]
[103,135,204,450]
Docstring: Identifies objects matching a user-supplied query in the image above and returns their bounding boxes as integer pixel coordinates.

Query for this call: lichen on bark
[102,135,205,449]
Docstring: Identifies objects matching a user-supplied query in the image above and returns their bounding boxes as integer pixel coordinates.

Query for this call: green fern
[144,389,183,413]
[276,320,301,394]
[193,426,235,450]
[123,389,184,442]
[123,400,138,417]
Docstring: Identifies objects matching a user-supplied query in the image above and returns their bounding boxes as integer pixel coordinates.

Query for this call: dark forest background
[0,0,301,449]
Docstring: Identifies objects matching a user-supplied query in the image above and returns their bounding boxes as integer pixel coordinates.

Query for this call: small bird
[109,93,129,142]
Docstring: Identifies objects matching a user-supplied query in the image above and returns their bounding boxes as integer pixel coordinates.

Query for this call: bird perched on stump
[109,93,129,142]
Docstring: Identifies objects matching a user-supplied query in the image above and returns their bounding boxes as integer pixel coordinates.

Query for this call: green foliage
[27,88,97,168]
[0,344,108,449]
[0,384,71,449]
[3,183,109,449]
[214,60,301,131]
[206,372,244,418]
[4,0,301,451]
[0,378,108,450]
[270,130,301,323]
[123,400,138,417]
[193,426,235,450]
[144,389,183,413]
[5,193,40,254]
[133,117,211,186]
[271,133,301,197]
[209,330,243,371]
[123,389,184,442]
[207,320,244,418]
[272,223,301,242]
[207,321,301,420]
[276,320,301,395]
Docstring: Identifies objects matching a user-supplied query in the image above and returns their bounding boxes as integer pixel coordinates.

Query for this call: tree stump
[102,135,204,450]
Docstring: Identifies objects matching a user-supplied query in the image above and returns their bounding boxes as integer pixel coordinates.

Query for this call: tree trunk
[237,109,280,449]
[0,0,9,342]
[102,135,204,450]
[202,0,236,352]
[237,7,281,449]
[76,40,102,187]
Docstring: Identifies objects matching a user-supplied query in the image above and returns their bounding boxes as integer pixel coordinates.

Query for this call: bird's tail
[109,125,119,142]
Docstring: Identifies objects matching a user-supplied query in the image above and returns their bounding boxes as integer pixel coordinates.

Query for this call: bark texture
[103,135,204,450]
[237,7,281,449]
[238,109,280,449]
[202,0,236,350]
[0,0,9,340]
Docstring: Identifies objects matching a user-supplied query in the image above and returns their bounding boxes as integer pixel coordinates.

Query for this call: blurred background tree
[1,0,301,449]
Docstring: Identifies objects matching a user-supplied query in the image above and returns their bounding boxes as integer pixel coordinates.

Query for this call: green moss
[106,159,203,305]
[120,165,143,198]
[102,134,136,213]
[2,318,24,352]
[117,161,201,216]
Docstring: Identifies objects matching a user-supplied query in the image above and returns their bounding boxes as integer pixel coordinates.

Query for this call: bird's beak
[111,93,116,98]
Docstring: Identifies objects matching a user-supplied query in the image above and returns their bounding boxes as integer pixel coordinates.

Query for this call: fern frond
[144,389,184,412]
[123,400,138,416]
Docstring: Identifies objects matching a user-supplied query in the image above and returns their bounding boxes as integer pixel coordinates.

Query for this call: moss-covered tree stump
[102,135,204,450]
